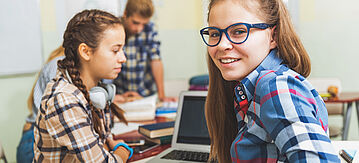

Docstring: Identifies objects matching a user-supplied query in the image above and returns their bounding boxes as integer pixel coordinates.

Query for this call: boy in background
[113,0,176,103]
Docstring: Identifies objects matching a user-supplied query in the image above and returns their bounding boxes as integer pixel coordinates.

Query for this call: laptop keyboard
[161,150,209,162]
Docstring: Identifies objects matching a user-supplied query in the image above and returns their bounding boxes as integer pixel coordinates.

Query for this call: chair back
[308,77,343,137]
[0,141,7,163]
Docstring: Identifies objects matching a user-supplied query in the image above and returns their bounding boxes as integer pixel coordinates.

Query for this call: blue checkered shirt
[231,49,340,162]
[114,22,160,97]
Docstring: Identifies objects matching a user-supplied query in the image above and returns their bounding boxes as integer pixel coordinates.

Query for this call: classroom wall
[154,0,208,80]
[40,0,208,81]
[299,0,359,92]
[0,76,35,162]
[1,0,359,162]
[299,0,359,139]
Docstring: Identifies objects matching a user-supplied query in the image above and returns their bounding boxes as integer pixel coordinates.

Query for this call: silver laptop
[148,91,210,163]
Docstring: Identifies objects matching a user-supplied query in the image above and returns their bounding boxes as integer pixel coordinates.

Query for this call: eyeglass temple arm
[252,23,275,29]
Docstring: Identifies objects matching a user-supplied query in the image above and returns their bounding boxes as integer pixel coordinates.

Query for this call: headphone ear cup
[104,84,116,103]
[89,86,108,110]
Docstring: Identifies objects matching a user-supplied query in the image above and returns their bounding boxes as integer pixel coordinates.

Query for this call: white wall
[299,0,359,92]
[154,0,208,80]
[0,75,35,161]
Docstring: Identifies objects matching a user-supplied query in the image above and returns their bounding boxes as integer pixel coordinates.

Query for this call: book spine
[144,135,172,144]
[158,136,172,144]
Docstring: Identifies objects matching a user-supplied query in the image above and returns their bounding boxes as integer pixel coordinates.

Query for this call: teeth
[220,58,238,63]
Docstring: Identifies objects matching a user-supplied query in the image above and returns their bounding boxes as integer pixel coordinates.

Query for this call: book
[124,110,156,121]
[111,122,141,135]
[144,135,172,145]
[155,112,176,121]
[155,101,178,121]
[138,121,175,138]
[156,101,178,115]
[116,94,157,121]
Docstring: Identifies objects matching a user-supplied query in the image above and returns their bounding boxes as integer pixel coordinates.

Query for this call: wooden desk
[112,116,173,162]
[130,141,358,163]
[129,144,170,162]
[131,156,154,163]
[324,92,359,140]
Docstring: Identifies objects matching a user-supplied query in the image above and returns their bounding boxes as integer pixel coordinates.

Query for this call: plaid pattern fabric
[27,56,65,123]
[114,22,161,97]
[34,70,122,162]
[231,49,340,162]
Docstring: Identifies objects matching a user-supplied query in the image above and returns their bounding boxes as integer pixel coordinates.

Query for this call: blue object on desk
[156,107,177,115]
[156,109,176,115]
[344,149,356,160]
[189,74,209,85]
[340,149,357,163]
[156,101,178,115]
[189,74,209,91]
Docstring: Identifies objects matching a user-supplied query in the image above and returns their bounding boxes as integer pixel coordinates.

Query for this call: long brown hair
[27,46,64,114]
[58,9,127,138]
[205,0,311,162]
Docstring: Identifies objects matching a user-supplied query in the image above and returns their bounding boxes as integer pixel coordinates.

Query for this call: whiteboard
[0,0,43,76]
[54,0,124,44]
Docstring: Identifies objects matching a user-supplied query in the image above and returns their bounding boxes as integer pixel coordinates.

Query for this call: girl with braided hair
[34,9,131,162]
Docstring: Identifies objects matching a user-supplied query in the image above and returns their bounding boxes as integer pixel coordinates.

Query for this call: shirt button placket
[241,95,246,100]
[236,84,246,100]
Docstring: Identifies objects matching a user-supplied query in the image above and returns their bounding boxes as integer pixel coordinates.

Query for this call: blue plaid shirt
[114,22,161,96]
[231,49,340,162]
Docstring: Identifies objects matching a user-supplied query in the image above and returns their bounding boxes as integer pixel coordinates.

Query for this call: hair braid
[58,9,126,139]
[59,57,104,137]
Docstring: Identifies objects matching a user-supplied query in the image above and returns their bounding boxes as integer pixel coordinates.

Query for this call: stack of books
[155,101,178,120]
[117,94,157,121]
[138,121,175,144]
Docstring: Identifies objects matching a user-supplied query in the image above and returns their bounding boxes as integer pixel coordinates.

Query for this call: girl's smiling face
[207,1,277,81]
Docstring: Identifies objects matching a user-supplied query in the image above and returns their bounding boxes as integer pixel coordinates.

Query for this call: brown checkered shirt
[34,70,123,162]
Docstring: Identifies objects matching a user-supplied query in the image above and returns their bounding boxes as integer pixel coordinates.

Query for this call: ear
[269,26,277,49]
[78,43,92,61]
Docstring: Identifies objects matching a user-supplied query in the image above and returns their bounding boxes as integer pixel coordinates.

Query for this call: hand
[106,138,130,161]
[123,91,141,98]
[159,96,177,102]
[114,94,126,104]
[106,137,124,150]
[123,91,143,102]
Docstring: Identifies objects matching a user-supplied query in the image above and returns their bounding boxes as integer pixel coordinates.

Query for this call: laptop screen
[176,96,210,145]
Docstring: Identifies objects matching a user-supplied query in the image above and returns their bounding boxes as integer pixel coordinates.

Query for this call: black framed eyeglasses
[200,23,275,47]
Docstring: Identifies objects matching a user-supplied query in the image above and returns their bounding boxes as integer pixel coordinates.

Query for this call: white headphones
[65,70,115,110]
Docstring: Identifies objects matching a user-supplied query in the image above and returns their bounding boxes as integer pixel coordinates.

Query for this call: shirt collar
[237,49,282,103]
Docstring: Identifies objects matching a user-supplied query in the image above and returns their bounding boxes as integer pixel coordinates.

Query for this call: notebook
[148,91,211,163]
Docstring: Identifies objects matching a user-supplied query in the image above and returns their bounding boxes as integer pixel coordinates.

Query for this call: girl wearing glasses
[201,0,339,162]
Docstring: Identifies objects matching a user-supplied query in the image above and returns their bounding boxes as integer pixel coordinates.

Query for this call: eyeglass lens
[202,24,249,46]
